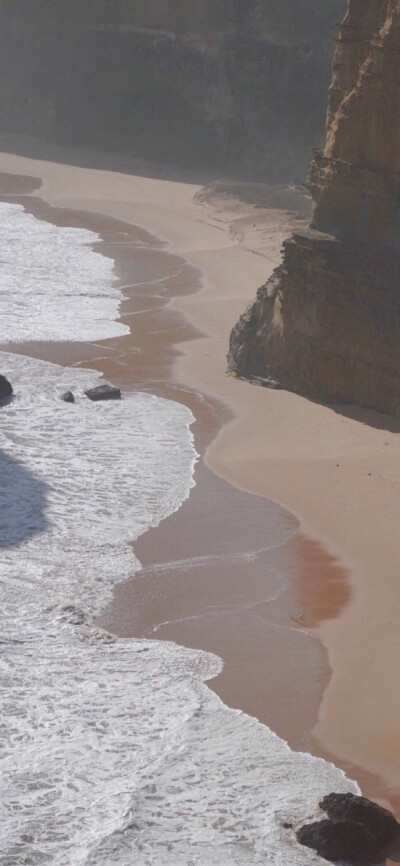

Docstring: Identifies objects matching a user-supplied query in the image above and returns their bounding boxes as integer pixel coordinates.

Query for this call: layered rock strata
[229,0,400,416]
[0,0,345,182]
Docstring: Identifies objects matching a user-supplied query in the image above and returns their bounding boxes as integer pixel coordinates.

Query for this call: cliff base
[228,229,400,416]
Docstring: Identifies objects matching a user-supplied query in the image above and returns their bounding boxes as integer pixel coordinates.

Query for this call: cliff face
[229,0,400,416]
[0,0,345,181]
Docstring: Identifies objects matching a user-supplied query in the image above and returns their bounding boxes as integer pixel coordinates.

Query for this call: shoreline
[1,142,400,815]
[0,173,332,755]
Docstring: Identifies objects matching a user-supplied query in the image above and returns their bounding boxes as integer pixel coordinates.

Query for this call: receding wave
[0,202,128,342]
[0,352,357,866]
[0,201,358,866]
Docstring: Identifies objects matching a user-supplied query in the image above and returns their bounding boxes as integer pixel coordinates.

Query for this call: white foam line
[150,594,285,633]
[119,308,166,317]
[139,545,294,575]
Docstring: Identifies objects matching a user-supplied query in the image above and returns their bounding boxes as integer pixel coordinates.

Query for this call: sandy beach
[0,169,331,755]
[1,139,400,816]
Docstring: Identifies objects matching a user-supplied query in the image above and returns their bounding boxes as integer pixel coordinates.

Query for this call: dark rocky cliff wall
[0,0,346,180]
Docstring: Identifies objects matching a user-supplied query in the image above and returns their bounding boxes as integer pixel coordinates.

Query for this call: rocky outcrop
[61,391,75,404]
[0,375,13,400]
[85,384,121,401]
[296,818,384,862]
[229,0,400,416]
[320,792,399,847]
[0,0,345,182]
[296,793,399,863]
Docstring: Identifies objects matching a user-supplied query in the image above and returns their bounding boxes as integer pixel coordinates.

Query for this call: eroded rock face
[229,0,400,416]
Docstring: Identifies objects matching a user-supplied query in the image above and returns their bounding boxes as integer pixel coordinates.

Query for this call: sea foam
[0,202,129,342]
[0,202,358,866]
[0,353,358,866]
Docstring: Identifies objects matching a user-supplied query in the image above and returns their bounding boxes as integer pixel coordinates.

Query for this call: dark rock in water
[320,792,399,847]
[0,374,13,399]
[296,818,383,863]
[61,390,75,403]
[85,384,121,402]
[81,628,116,646]
[59,604,86,626]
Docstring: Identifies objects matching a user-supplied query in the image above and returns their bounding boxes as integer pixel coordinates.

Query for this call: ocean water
[0,206,358,865]
[0,202,129,342]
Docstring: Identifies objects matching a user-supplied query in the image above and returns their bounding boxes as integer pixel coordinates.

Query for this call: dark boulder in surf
[296,818,383,863]
[0,374,13,400]
[61,390,75,403]
[320,792,399,848]
[59,604,86,625]
[85,384,121,401]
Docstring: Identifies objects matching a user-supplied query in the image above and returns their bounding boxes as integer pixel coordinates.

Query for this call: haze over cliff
[229,0,400,418]
[0,0,345,181]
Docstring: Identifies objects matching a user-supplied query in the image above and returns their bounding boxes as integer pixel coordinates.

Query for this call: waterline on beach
[0,195,359,864]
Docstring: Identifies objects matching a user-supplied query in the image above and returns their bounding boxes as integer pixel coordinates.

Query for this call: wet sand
[1,150,400,818]
[0,176,332,755]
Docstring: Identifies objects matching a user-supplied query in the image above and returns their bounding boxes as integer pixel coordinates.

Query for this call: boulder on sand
[320,793,399,848]
[296,818,383,863]
[85,384,121,401]
[0,374,13,400]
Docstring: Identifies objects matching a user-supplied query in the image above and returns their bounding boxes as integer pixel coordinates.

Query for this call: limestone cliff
[0,0,345,182]
[229,0,400,416]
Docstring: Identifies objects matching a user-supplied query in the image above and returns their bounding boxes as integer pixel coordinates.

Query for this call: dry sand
[0,172,331,759]
[1,141,400,810]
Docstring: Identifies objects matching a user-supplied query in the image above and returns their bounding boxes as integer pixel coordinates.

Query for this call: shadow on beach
[0,132,217,186]
[0,448,49,547]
